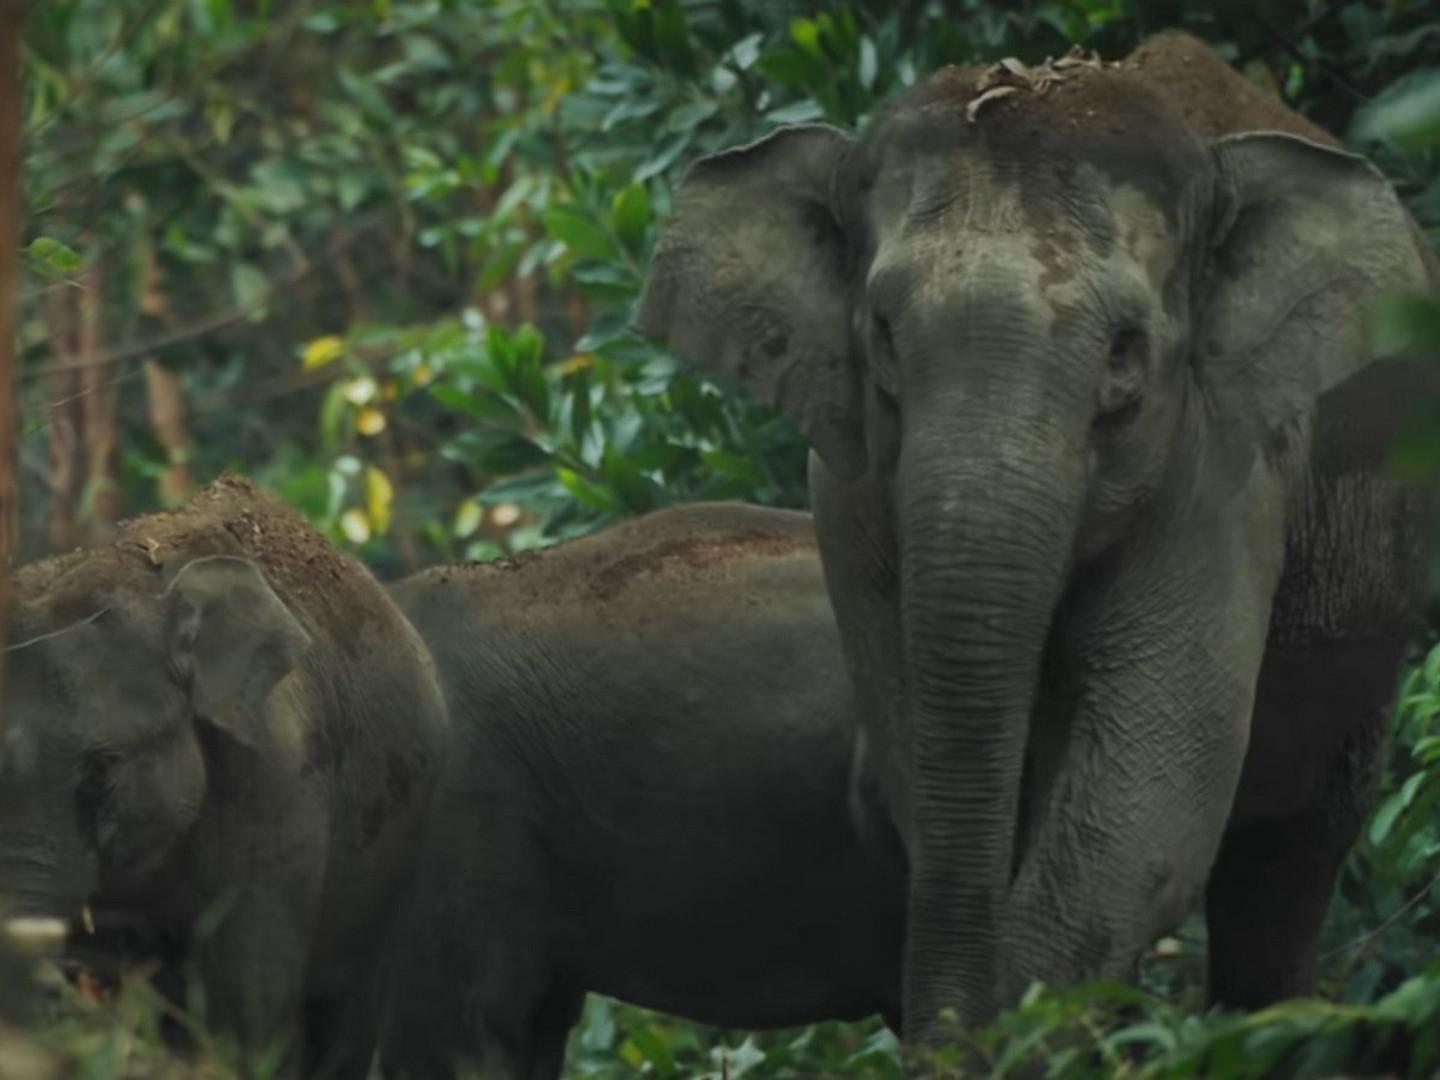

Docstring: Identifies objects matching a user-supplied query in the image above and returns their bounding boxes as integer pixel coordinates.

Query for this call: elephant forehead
[867,159,1171,318]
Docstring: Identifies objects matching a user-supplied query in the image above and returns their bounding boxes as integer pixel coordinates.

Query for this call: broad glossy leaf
[541,204,619,261]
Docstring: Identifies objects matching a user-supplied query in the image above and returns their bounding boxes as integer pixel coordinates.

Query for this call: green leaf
[634,132,689,183]
[572,262,639,302]
[603,97,664,130]
[621,1022,678,1076]
[492,323,550,420]
[1368,770,1427,847]
[338,66,396,127]
[231,262,270,317]
[610,183,652,249]
[1370,292,1440,357]
[664,99,718,134]
[442,430,551,474]
[541,204,619,261]
[558,466,623,512]
[1354,70,1440,149]
[858,36,878,90]
[26,236,83,274]
[790,17,823,59]
[429,385,516,424]
[652,0,696,76]
[766,99,827,125]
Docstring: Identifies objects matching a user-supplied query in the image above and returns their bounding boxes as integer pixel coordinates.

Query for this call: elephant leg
[1002,532,1278,1002]
[1205,639,1394,1009]
[197,897,311,1078]
[1204,812,1352,1008]
[302,993,377,1080]
[472,949,563,1080]
[522,985,584,1080]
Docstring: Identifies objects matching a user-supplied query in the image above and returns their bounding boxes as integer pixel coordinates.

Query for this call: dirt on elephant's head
[13,473,393,650]
[880,30,1336,151]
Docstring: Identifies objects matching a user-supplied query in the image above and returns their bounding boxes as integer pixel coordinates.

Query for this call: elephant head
[637,55,1426,1039]
[0,555,310,929]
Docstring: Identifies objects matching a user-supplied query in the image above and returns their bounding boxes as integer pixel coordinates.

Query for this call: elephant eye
[76,750,120,809]
[1097,326,1146,422]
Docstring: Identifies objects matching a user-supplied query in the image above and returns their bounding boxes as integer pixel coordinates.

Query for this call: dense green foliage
[10,0,1440,1077]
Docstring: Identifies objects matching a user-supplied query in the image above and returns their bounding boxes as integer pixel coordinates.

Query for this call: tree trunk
[77,255,118,535]
[143,360,191,507]
[137,228,189,508]
[44,254,116,547]
[44,280,82,549]
[0,0,25,719]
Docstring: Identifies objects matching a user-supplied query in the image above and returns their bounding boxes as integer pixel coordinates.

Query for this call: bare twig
[1254,10,1372,108]
[1323,866,1440,988]
[20,224,369,383]
[1235,0,1351,67]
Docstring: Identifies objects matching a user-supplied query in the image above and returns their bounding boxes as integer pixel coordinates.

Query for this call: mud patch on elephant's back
[1124,32,1337,145]
[584,529,810,602]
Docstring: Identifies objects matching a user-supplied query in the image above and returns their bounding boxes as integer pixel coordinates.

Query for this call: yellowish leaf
[302,335,345,368]
[339,508,371,544]
[554,353,593,376]
[413,363,433,387]
[453,498,482,539]
[365,466,394,535]
[490,502,522,528]
[543,75,572,115]
[344,375,379,406]
[356,407,387,436]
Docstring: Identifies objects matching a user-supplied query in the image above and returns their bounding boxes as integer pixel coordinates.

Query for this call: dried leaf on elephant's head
[967,85,1020,123]
[1055,45,1103,70]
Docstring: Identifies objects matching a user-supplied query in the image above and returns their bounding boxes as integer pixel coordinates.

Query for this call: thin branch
[24,0,171,138]
[1235,0,1350,67]
[20,225,369,383]
[1323,866,1440,988]
[3,605,110,653]
[1254,10,1372,108]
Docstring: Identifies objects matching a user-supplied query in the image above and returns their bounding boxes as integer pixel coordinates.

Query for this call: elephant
[0,475,449,1078]
[378,502,904,1080]
[637,31,1438,1043]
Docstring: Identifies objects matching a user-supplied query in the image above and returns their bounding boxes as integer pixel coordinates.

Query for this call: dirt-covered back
[13,473,394,647]
[406,501,816,608]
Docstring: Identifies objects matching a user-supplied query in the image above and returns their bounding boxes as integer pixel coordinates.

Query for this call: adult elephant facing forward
[638,32,1435,1043]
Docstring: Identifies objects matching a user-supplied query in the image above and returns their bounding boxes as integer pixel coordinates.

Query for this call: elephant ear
[165,556,312,746]
[635,124,866,480]
[1199,131,1429,484]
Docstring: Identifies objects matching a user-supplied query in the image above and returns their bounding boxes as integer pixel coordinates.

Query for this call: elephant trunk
[0,829,65,919]
[897,393,1084,1041]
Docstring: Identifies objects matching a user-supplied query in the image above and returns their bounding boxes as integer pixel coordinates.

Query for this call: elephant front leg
[197,893,313,1078]
[1002,549,1273,1003]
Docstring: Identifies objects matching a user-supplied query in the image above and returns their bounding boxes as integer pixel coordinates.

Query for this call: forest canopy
[6,1,1440,1077]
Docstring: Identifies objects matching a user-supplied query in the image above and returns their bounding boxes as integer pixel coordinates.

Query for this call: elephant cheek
[101,739,205,885]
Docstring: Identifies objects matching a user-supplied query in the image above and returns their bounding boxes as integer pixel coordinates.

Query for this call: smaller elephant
[0,475,449,1078]
[379,502,905,1080]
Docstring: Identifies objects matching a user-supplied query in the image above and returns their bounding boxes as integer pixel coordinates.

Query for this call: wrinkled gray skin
[637,32,1437,1042]
[0,476,448,1078]
[379,503,904,1080]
